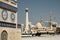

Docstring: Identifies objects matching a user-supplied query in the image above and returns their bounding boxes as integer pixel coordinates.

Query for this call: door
[1,30,8,40]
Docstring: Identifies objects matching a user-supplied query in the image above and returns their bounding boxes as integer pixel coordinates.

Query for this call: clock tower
[0,0,21,40]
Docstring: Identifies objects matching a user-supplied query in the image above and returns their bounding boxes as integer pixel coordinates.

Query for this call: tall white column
[50,16,53,30]
[25,8,29,33]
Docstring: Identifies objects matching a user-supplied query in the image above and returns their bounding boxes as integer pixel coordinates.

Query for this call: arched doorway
[1,30,8,40]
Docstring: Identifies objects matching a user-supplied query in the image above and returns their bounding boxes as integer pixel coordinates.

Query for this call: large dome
[36,22,42,28]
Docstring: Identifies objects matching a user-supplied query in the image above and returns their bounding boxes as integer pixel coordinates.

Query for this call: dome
[36,22,42,28]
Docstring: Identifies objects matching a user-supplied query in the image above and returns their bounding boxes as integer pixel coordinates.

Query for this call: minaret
[50,16,53,30]
[25,8,29,33]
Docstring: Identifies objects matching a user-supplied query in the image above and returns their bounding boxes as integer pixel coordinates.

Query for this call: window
[11,12,15,21]
[2,9,8,20]
[11,0,17,4]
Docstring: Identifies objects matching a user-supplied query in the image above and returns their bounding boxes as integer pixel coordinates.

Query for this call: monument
[25,8,30,34]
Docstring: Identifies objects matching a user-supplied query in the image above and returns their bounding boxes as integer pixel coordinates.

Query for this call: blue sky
[18,0,60,25]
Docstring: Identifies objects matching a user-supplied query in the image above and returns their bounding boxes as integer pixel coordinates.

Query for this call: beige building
[0,0,21,40]
[36,22,43,28]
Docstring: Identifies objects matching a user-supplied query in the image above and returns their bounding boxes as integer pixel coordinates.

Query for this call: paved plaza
[22,35,60,40]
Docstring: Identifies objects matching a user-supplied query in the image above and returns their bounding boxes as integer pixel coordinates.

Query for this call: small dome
[36,22,42,28]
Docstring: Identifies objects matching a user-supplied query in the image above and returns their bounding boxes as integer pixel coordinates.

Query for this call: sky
[18,0,60,25]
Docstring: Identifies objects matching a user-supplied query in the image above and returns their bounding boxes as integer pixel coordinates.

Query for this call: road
[22,35,60,40]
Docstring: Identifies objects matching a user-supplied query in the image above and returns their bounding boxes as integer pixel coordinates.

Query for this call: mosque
[0,0,21,40]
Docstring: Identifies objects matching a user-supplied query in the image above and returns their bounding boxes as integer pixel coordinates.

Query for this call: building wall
[0,0,17,7]
[0,0,21,40]
[0,27,21,40]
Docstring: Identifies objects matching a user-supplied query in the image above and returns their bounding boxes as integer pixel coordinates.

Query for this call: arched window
[1,30,8,40]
